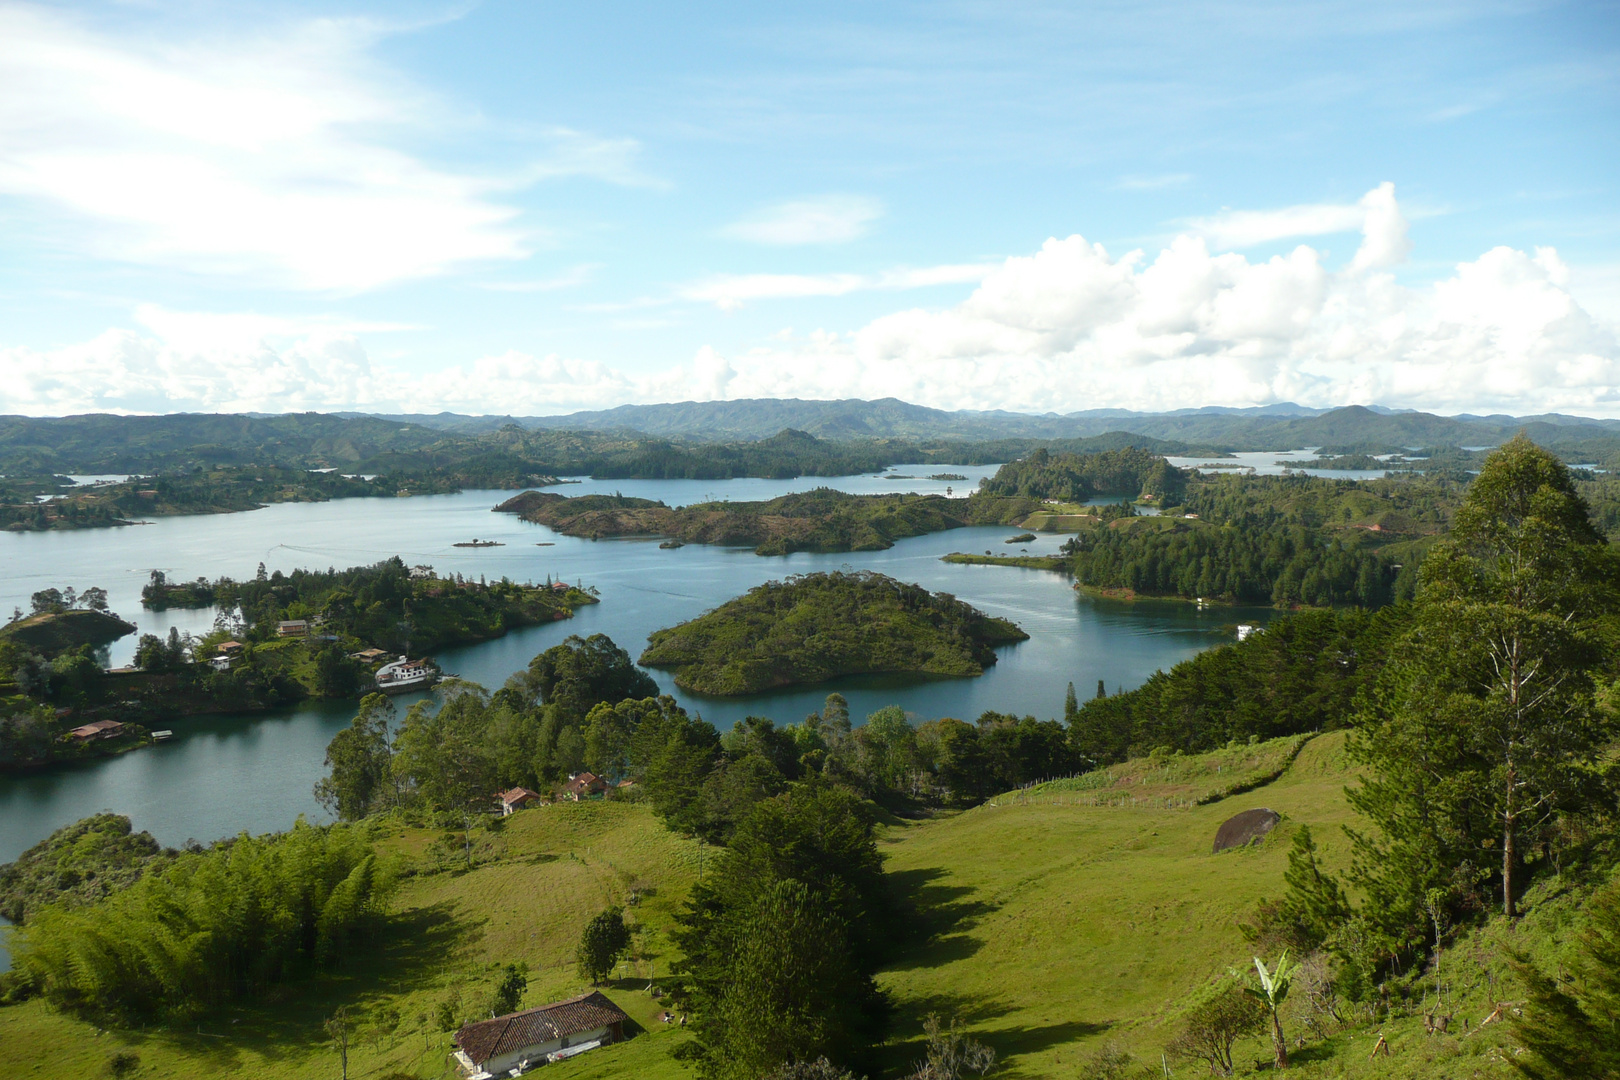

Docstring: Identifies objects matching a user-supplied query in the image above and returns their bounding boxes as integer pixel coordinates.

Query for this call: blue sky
[1,0,1616,416]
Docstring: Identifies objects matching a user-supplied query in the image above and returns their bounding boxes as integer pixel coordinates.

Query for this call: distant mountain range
[5,399,1620,475]
[354,398,1620,451]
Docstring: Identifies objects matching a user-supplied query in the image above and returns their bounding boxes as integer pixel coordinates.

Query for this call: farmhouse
[560,771,608,801]
[452,991,629,1077]
[276,620,309,638]
[497,787,543,816]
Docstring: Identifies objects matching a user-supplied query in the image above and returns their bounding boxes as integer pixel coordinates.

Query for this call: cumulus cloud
[691,186,1616,415]
[722,195,884,245]
[0,5,642,291]
[2,184,1616,418]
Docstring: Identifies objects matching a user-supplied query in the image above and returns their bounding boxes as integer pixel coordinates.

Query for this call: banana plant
[1246,950,1299,1069]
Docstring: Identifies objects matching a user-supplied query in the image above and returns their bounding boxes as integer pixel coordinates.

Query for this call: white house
[453,991,630,1077]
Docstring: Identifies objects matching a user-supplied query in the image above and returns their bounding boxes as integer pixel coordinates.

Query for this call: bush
[1165,980,1269,1077]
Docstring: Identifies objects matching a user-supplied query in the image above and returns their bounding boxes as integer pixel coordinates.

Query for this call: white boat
[375,656,438,694]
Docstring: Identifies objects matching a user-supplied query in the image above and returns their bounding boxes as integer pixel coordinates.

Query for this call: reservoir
[0,467,1274,866]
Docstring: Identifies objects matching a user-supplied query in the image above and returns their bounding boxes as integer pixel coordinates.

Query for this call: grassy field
[0,801,700,1080]
[0,733,1589,1079]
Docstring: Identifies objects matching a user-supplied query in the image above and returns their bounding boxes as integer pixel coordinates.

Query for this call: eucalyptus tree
[1350,436,1617,921]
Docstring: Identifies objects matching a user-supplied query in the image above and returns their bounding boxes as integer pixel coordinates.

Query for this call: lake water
[0,465,1273,868]
[1165,448,1404,481]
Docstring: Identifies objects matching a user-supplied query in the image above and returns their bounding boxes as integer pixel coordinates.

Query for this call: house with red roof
[559,771,608,801]
[497,787,543,816]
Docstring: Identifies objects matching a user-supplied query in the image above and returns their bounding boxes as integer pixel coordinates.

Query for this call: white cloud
[682,263,997,310]
[3,185,1617,419]
[1188,183,1411,251]
[722,195,884,245]
[0,5,643,292]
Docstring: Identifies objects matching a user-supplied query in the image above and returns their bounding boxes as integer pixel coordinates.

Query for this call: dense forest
[639,571,1029,694]
[1061,517,1406,607]
[976,445,1187,504]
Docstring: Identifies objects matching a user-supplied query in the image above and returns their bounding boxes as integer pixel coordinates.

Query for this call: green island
[0,559,597,772]
[0,607,135,654]
[638,571,1029,694]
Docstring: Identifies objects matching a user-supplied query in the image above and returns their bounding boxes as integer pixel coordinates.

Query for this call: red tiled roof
[68,720,123,739]
[500,787,541,806]
[454,991,629,1065]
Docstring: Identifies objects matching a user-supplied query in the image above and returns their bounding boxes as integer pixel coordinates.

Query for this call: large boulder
[1213,808,1280,853]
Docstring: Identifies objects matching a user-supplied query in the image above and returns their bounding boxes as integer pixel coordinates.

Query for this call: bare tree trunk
[1503,766,1516,919]
[1272,1010,1289,1068]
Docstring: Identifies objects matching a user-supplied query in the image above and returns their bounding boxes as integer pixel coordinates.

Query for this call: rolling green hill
[3,731,1567,1079]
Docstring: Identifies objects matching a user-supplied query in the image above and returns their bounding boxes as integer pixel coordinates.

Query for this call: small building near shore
[498,787,543,816]
[68,719,125,742]
[276,620,309,638]
[217,641,244,656]
[348,647,389,663]
[452,991,629,1077]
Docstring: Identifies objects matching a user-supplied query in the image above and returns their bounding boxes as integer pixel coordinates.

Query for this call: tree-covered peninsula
[495,488,1036,554]
[639,570,1028,694]
[494,446,1189,554]
[0,559,599,771]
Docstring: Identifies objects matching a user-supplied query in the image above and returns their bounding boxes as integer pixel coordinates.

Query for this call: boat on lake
[453,539,504,548]
[375,656,439,694]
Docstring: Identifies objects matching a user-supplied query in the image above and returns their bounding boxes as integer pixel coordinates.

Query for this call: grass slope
[0,802,699,1080]
[1,733,1584,1079]
[875,732,1535,1079]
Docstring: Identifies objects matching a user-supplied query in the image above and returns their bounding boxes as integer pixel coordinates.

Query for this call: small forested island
[639,570,1028,694]
[0,604,134,654]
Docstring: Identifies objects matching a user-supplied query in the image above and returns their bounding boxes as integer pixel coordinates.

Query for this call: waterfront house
[348,647,389,663]
[68,719,125,742]
[217,641,244,656]
[452,991,629,1077]
[561,771,608,801]
[498,787,543,816]
[276,620,309,638]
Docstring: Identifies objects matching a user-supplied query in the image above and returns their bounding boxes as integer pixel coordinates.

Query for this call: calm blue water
[0,466,1271,866]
